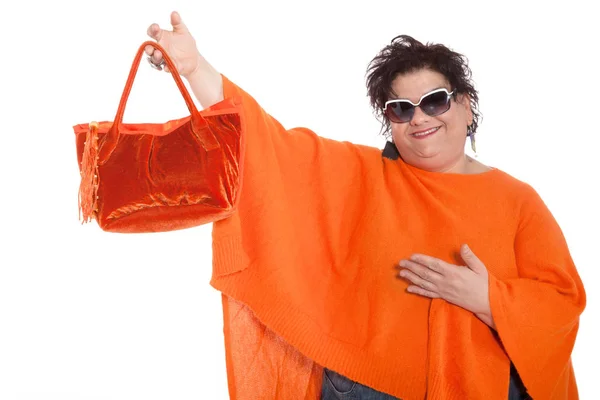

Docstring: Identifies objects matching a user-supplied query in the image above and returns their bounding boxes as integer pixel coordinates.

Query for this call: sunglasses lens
[421,91,451,116]
[385,102,414,123]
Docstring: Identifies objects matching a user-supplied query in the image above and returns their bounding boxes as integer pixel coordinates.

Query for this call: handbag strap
[112,40,199,128]
[98,40,218,164]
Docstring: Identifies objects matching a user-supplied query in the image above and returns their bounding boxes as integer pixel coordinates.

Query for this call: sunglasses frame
[383,88,456,123]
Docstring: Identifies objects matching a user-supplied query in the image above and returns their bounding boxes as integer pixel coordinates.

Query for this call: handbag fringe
[78,121,100,223]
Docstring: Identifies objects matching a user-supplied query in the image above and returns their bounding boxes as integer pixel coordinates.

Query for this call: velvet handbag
[73,41,244,233]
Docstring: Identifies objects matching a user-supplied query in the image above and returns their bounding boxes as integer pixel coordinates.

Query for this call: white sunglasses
[383,88,455,123]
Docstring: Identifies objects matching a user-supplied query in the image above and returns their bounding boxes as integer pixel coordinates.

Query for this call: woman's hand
[397,244,496,329]
[145,11,223,107]
[145,11,202,79]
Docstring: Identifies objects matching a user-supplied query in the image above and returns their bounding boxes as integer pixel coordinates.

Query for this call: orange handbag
[73,41,244,233]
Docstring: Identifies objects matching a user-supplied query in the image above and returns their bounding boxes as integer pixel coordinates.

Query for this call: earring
[469,133,477,157]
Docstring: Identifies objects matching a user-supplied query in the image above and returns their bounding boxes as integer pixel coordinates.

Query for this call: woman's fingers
[151,49,163,65]
[170,11,188,33]
[147,23,163,41]
[144,44,154,56]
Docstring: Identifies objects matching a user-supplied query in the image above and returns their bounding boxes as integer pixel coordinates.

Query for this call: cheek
[439,112,467,137]
[390,124,407,140]
[449,102,471,128]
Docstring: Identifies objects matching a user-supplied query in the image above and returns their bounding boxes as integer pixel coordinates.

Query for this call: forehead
[390,69,450,100]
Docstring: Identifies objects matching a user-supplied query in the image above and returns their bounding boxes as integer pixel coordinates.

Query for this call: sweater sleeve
[211,75,379,277]
[488,187,586,399]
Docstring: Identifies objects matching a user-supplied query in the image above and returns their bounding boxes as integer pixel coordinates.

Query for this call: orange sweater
[209,75,586,400]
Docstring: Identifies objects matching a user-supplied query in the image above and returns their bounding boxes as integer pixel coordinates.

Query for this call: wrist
[183,53,209,83]
[184,54,224,108]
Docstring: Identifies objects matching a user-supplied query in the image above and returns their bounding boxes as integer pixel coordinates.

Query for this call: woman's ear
[457,93,473,125]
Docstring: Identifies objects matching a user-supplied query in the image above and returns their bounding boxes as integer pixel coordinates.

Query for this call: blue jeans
[320,364,531,400]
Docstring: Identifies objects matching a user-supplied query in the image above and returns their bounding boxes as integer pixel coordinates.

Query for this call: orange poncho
[208,76,585,399]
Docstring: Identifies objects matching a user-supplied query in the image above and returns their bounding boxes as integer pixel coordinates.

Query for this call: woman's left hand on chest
[397,244,492,319]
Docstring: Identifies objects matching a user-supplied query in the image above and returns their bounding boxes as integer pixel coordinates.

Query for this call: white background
[1,0,598,399]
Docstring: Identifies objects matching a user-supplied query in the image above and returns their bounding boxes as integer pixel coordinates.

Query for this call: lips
[411,126,440,139]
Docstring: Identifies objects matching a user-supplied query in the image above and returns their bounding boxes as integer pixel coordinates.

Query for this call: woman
[142,11,586,400]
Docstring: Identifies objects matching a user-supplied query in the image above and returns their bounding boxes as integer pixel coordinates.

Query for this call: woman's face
[388,69,473,172]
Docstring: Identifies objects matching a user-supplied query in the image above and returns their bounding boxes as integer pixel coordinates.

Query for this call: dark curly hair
[366,35,481,138]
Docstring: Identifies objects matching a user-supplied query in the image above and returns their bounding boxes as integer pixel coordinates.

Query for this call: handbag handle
[98,40,219,164]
